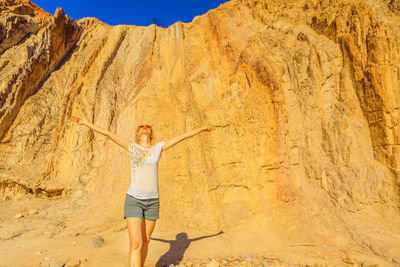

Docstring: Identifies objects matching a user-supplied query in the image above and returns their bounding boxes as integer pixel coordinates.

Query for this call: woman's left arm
[163,126,213,151]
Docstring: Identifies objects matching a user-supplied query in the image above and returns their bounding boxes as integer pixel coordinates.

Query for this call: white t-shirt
[126,140,165,199]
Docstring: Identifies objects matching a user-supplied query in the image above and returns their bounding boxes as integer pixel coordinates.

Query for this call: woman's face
[138,126,152,138]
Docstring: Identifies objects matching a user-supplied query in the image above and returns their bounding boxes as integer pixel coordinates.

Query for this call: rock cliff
[1,0,400,265]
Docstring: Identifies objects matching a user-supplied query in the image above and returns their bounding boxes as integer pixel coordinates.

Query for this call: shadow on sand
[151,230,224,267]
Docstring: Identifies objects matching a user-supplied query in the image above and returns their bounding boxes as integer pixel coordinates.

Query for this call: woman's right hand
[75,117,87,125]
[201,125,214,132]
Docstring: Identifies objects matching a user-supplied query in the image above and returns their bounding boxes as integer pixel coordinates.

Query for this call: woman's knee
[129,239,144,250]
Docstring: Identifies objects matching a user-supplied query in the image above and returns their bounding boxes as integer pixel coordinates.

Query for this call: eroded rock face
[0,0,79,196]
[0,0,400,261]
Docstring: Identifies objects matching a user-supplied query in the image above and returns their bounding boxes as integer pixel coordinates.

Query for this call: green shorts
[124,193,160,220]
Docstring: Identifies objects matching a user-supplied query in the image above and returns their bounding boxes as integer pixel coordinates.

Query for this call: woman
[75,117,213,267]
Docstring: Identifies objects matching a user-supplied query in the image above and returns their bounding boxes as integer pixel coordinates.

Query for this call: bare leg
[126,217,145,267]
[140,242,149,267]
[141,219,157,267]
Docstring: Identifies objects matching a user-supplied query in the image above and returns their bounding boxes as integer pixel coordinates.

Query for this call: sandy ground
[0,195,397,267]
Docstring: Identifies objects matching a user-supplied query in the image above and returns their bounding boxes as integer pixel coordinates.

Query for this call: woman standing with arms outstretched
[75,117,213,267]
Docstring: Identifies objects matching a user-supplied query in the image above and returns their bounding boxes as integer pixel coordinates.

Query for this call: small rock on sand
[87,235,104,248]
[29,209,38,215]
[40,258,64,267]
[49,258,64,267]
[207,259,219,267]
[65,259,81,267]
[13,213,23,219]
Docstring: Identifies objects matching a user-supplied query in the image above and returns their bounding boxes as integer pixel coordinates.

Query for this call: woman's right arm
[75,117,131,151]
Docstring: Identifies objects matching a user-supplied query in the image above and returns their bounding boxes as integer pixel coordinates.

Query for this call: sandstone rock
[29,209,38,215]
[49,258,64,267]
[1,0,400,264]
[64,259,81,267]
[13,213,23,219]
[207,259,219,267]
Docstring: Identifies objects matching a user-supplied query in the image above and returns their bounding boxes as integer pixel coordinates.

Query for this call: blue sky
[30,0,230,27]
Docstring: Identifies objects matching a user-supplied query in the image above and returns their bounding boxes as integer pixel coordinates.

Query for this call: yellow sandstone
[1,0,400,265]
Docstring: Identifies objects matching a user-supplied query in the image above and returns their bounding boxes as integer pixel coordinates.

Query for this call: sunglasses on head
[137,125,152,132]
